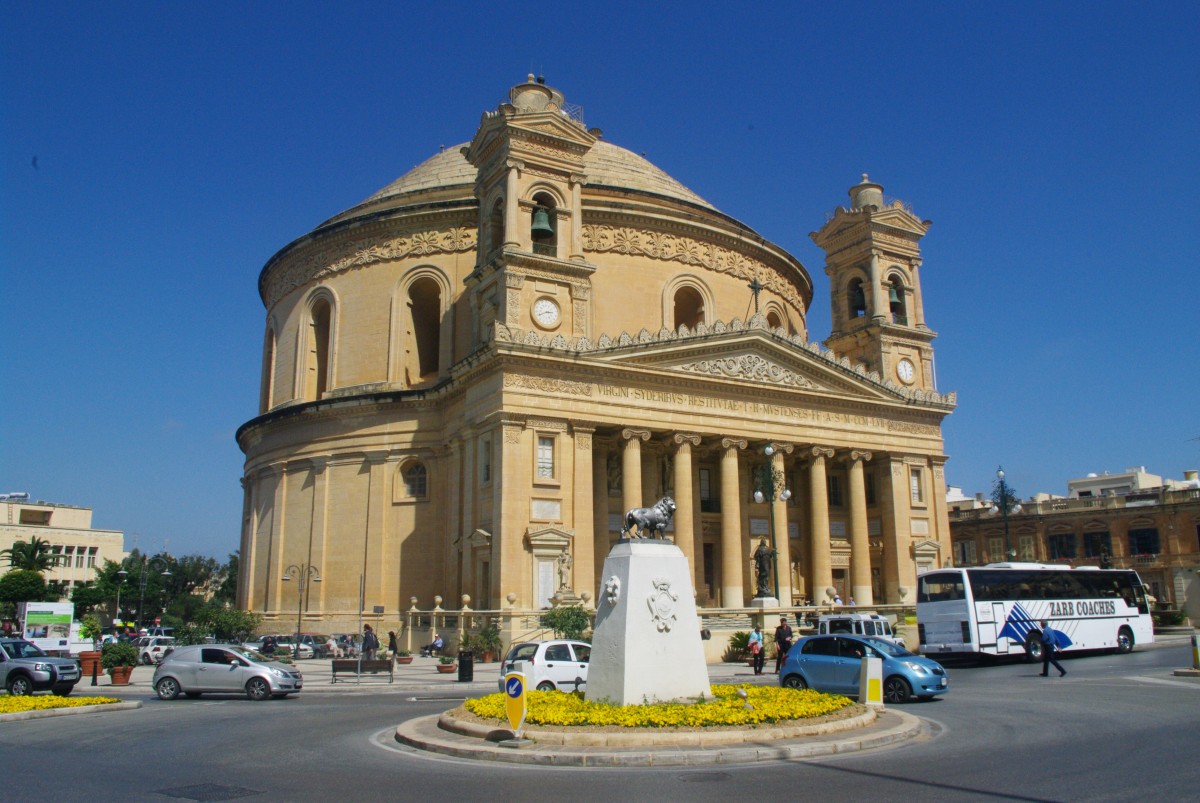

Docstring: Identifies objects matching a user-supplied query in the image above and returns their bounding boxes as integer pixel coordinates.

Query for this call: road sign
[504,671,526,735]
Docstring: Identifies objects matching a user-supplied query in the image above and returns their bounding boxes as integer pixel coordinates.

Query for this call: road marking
[1124,675,1200,690]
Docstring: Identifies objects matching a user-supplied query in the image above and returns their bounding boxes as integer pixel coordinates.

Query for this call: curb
[393,708,923,766]
[0,701,142,723]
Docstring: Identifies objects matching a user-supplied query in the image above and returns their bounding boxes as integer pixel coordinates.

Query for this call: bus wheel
[1024,634,1044,663]
[1116,627,1134,654]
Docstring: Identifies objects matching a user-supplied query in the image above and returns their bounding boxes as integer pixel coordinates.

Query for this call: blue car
[779,634,949,703]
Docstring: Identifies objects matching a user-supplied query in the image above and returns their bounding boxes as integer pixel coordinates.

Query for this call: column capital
[809,445,835,460]
[848,450,873,463]
[621,428,651,442]
[506,158,525,172]
[669,432,702,449]
[720,437,748,451]
[765,442,794,455]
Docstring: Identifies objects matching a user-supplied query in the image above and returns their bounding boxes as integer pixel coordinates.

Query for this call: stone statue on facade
[620,496,677,539]
[753,537,775,598]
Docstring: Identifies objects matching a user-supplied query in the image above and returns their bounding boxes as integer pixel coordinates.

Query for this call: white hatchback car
[139,636,175,665]
[497,640,590,692]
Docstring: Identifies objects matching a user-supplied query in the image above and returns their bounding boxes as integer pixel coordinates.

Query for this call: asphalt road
[2,642,1196,802]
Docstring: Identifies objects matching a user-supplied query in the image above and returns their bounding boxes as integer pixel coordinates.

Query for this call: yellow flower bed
[465,684,851,728]
[0,696,122,715]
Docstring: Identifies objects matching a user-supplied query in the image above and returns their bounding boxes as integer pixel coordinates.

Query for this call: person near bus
[1038,620,1067,677]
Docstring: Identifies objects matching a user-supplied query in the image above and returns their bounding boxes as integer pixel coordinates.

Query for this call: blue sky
[3,3,1197,559]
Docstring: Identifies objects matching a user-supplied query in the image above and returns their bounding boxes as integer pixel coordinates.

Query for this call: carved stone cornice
[677,354,818,389]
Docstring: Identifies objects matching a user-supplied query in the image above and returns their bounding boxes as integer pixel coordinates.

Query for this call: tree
[540,605,591,640]
[0,536,65,572]
[71,582,108,615]
[213,552,239,606]
[0,569,54,613]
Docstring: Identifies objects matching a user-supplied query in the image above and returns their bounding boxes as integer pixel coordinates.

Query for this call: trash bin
[457,650,474,682]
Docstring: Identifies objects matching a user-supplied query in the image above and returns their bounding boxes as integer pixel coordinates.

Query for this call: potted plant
[394,649,413,664]
[725,630,751,664]
[474,623,503,663]
[436,655,457,673]
[101,641,139,685]
[78,614,103,678]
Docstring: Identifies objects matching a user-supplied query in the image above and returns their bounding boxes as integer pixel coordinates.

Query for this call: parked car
[139,636,176,665]
[151,644,303,701]
[0,638,81,696]
[497,640,590,693]
[294,633,331,658]
[272,635,314,659]
[816,613,903,646]
[778,634,949,703]
[144,626,175,638]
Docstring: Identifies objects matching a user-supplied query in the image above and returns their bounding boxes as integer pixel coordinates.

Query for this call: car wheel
[142,653,154,665]
[245,677,271,701]
[52,684,74,697]
[155,677,181,700]
[536,681,556,692]
[6,674,33,696]
[1116,627,1134,654]
[782,674,808,690]
[883,676,912,704]
[1024,633,1044,663]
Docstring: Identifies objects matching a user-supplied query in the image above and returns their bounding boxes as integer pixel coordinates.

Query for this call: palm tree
[0,536,65,572]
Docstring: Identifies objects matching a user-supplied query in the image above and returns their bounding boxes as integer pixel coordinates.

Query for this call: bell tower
[462,76,599,344]
[810,175,937,390]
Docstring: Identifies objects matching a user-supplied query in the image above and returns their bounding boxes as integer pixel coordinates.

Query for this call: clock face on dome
[532,297,560,328]
[896,358,916,384]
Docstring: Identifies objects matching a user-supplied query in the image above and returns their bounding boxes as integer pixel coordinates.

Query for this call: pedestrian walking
[748,625,765,675]
[773,615,793,674]
[362,624,379,660]
[1038,620,1067,677]
[387,630,398,658]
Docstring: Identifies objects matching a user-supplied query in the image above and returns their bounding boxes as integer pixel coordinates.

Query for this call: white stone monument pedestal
[748,596,780,609]
[586,540,711,705]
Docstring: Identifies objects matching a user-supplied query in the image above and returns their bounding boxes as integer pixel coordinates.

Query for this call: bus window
[917,573,966,603]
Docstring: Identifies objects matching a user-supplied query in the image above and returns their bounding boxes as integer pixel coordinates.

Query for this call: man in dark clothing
[773,615,793,674]
[362,624,379,660]
[1038,620,1067,677]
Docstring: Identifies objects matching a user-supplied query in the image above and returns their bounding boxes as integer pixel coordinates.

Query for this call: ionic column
[910,260,926,328]
[569,173,586,261]
[770,444,794,605]
[808,446,835,603]
[847,450,874,606]
[621,428,650,516]
[719,438,747,607]
[670,433,701,582]
[868,249,886,321]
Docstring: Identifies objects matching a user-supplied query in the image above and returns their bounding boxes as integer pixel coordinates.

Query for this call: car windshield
[863,637,912,657]
[2,640,47,659]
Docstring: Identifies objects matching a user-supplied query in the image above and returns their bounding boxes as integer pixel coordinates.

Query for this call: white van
[817,613,902,645]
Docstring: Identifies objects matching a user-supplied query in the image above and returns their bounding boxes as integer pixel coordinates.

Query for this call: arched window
[766,310,783,330]
[530,192,557,257]
[488,197,504,254]
[888,278,907,325]
[848,278,867,319]
[304,298,332,401]
[673,285,705,330]
[260,324,276,413]
[407,277,441,384]
[403,462,428,499]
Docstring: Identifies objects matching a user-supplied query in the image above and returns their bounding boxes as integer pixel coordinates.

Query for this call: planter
[108,665,134,686]
[395,655,413,665]
[478,650,496,664]
[78,650,102,678]
[436,663,457,674]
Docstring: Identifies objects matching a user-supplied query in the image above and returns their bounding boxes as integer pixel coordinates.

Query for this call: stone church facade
[236,77,956,630]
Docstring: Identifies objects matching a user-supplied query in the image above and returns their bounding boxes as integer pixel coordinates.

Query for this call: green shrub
[100,641,138,672]
[540,606,591,640]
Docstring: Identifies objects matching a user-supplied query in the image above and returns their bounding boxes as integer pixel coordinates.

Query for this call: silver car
[151,645,303,701]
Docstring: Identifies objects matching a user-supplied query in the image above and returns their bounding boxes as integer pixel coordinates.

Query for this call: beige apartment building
[948,469,1200,622]
[236,77,957,631]
[1,495,126,596]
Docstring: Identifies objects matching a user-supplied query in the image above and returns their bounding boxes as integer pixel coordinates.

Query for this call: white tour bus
[917,563,1153,660]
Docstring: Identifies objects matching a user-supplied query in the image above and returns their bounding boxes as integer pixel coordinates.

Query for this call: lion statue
[621,496,677,539]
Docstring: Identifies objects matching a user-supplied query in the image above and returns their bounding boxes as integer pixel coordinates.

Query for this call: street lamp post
[282,564,321,658]
[996,467,1016,561]
[135,556,172,632]
[753,444,792,601]
[115,570,128,629]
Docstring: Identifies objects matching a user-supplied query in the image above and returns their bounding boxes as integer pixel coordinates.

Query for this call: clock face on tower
[896,358,916,384]
[532,297,560,329]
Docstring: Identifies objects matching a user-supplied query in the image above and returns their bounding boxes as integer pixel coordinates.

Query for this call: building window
[888,278,907,325]
[909,468,924,505]
[954,540,977,565]
[672,285,705,330]
[988,537,1004,562]
[536,435,556,481]
[1084,531,1111,558]
[75,554,85,568]
[87,549,97,568]
[1128,528,1160,556]
[480,437,492,485]
[865,473,876,506]
[699,468,719,513]
[407,277,442,384]
[848,278,867,318]
[19,509,51,525]
[305,296,332,401]
[827,475,843,507]
[403,463,428,499]
[1047,533,1076,560]
[1018,535,1035,561]
[530,193,557,257]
